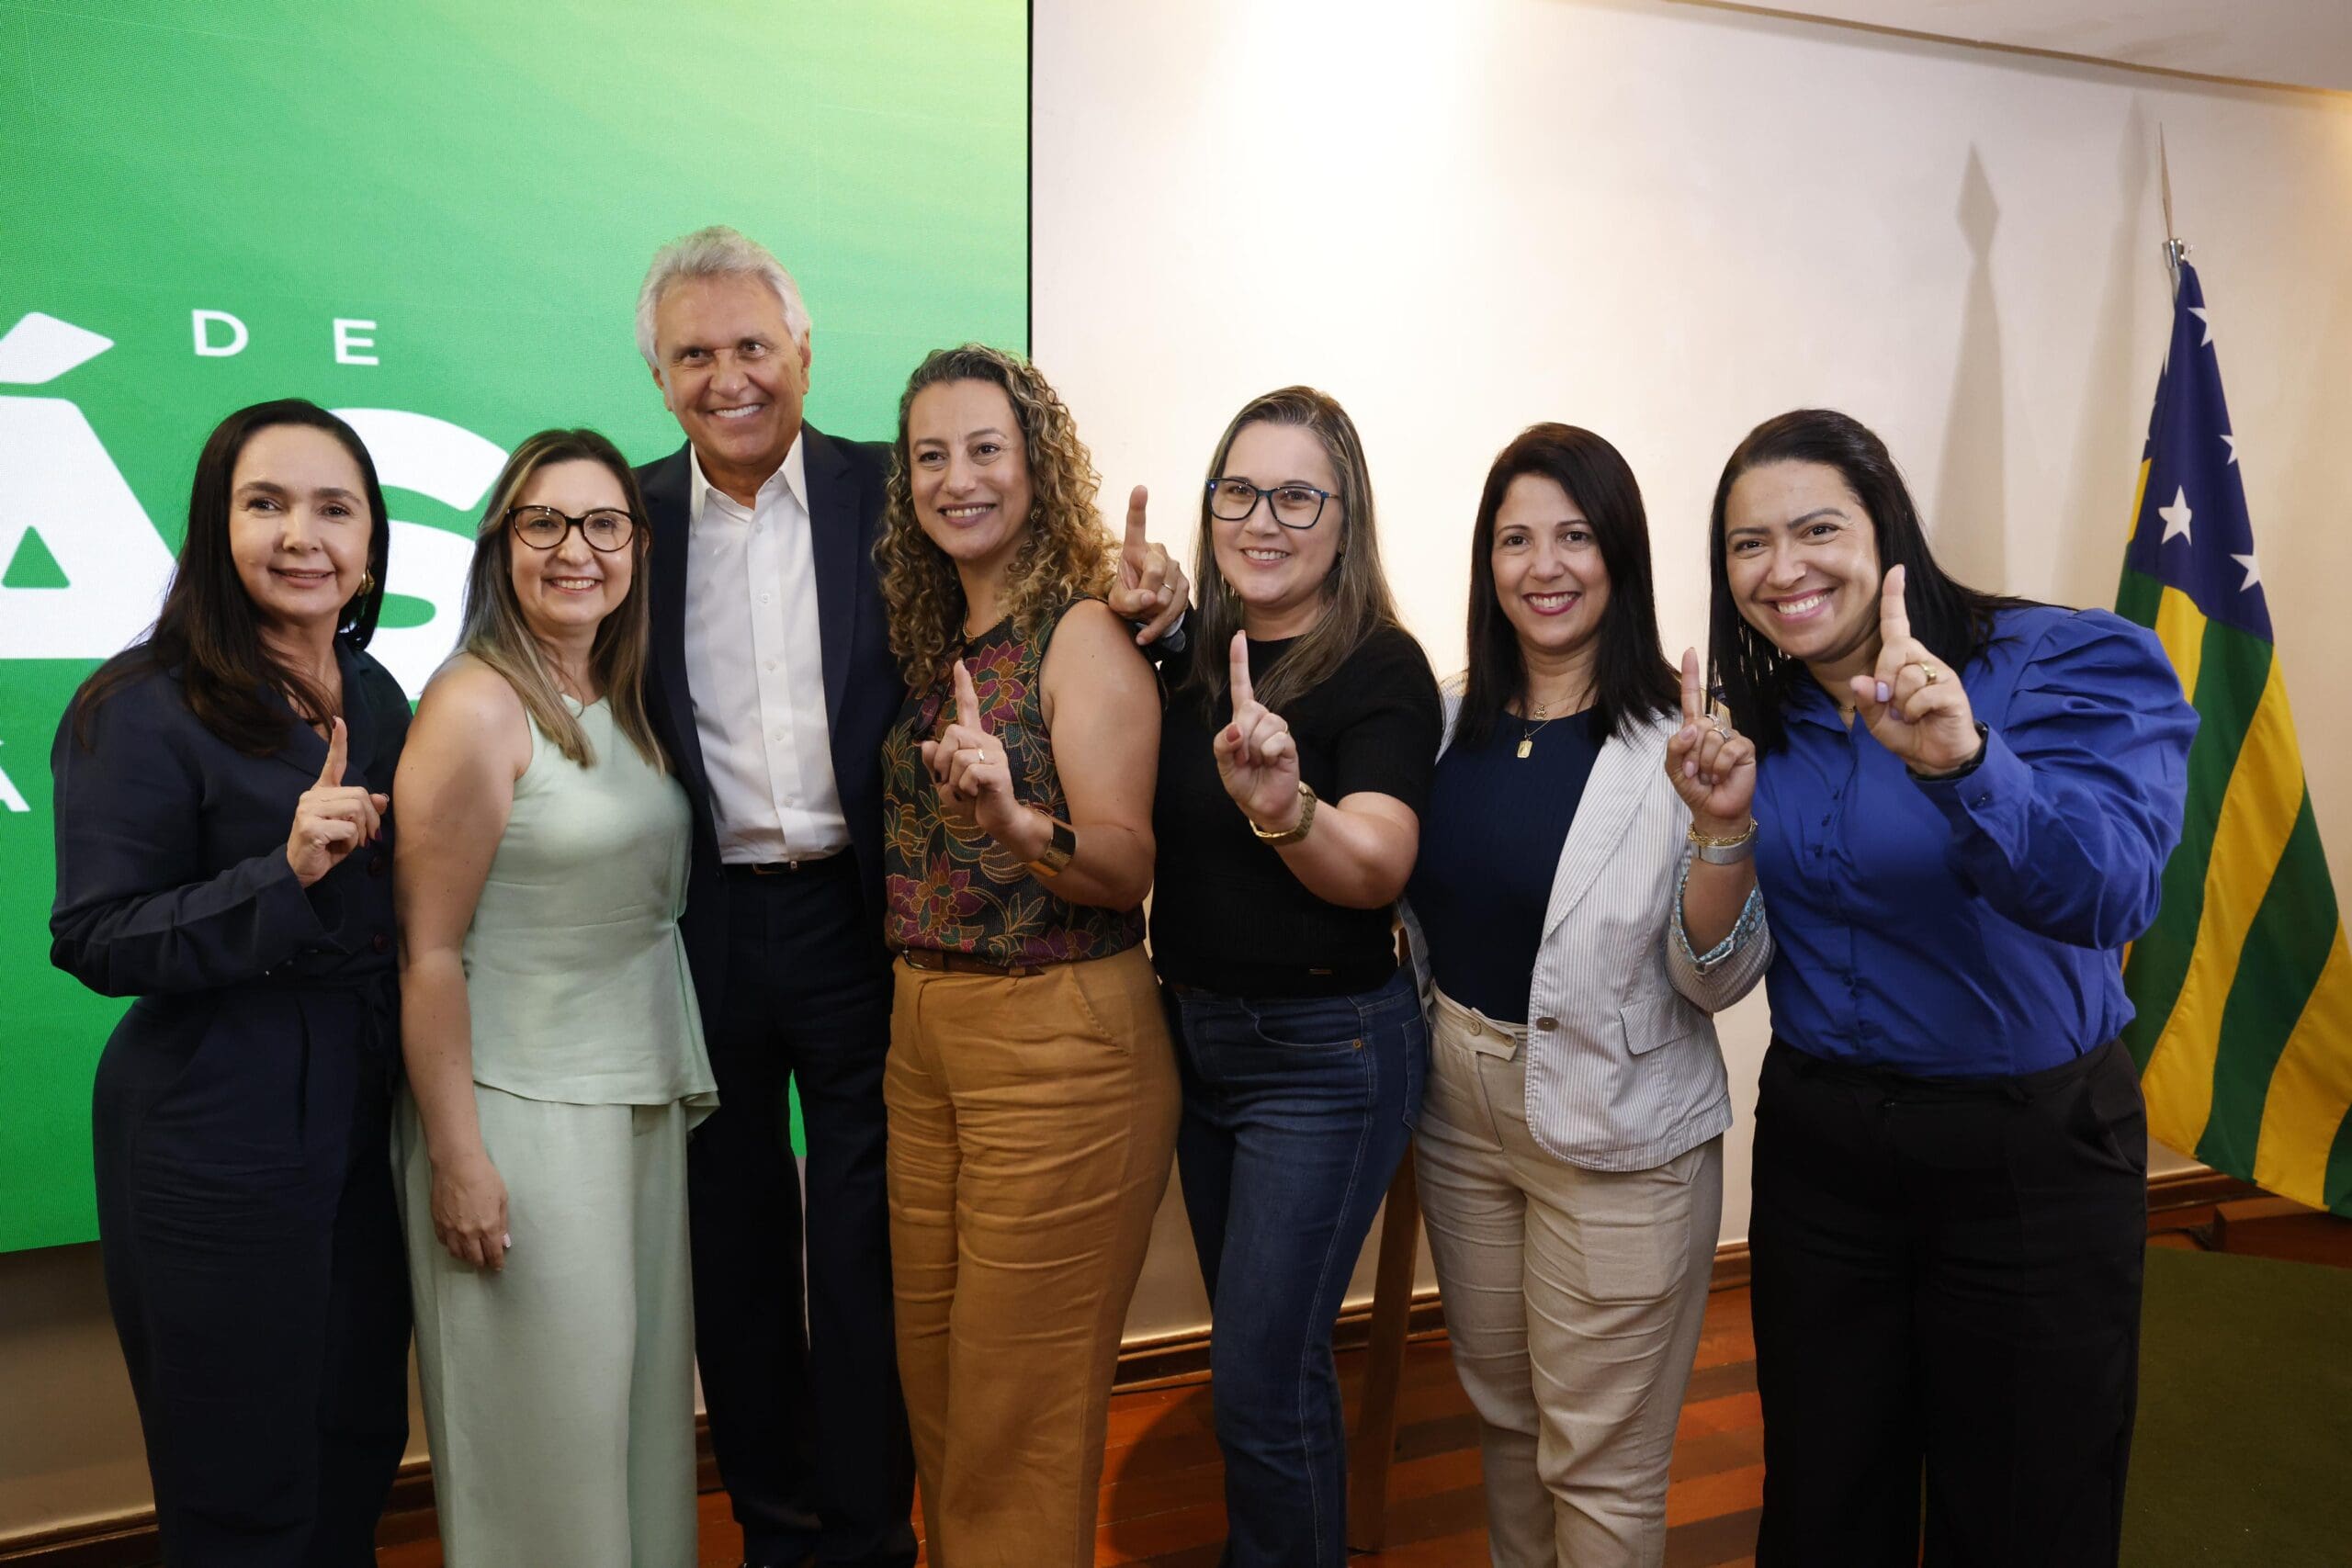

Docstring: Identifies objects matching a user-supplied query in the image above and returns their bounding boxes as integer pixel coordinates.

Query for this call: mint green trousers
[393,1087,699,1568]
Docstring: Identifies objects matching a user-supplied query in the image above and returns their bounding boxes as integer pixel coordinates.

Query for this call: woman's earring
[355,570,378,598]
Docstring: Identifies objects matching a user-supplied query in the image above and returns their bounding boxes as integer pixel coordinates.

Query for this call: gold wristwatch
[1025,816,1078,879]
[1250,783,1317,847]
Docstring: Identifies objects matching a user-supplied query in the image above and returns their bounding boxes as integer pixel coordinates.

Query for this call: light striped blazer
[1401,691,1773,1171]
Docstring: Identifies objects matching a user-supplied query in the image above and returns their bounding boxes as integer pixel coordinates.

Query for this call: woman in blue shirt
[1681,409,2196,1567]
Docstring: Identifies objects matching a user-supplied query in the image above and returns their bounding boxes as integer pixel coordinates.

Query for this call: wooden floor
[379,1195,2350,1568]
[1078,1286,1766,1568]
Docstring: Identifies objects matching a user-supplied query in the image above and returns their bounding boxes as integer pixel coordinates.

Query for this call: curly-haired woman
[874,344,1178,1565]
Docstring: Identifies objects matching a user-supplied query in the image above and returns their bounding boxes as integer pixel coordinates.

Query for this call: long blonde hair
[1185,387,1403,714]
[454,429,664,770]
[876,344,1115,684]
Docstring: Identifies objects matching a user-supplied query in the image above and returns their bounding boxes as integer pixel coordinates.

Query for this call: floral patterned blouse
[882,597,1147,967]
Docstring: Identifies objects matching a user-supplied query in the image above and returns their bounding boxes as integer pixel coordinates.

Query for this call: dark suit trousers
[1749,1037,2148,1568]
[93,991,410,1568]
[692,858,915,1567]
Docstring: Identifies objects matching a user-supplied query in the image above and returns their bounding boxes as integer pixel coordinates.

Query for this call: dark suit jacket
[638,426,904,1025]
[51,647,410,1071]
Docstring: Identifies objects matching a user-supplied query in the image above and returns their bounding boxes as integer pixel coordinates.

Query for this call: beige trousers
[884,944,1180,1568]
[1415,989,1723,1568]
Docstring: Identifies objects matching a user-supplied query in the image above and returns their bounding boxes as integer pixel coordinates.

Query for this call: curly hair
[877,344,1116,685]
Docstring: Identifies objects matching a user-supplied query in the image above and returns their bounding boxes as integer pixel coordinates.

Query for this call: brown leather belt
[899,947,1046,979]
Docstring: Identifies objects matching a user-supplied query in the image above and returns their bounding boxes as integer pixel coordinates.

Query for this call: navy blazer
[638,426,904,1025]
[51,648,411,1073]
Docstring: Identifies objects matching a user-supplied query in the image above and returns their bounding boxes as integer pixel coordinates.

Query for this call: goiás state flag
[2116,258,2352,1215]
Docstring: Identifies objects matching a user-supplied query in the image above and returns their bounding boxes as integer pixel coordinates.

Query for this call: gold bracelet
[1686,818,1757,849]
[1250,783,1317,846]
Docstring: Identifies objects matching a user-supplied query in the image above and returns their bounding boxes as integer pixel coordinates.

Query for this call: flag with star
[2116,257,2352,1216]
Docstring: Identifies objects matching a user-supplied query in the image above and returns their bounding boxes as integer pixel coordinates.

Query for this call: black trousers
[691,860,916,1568]
[1749,1037,2148,1568]
[92,990,411,1568]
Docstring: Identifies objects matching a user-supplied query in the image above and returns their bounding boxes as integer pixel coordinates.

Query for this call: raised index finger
[1123,485,1150,569]
[953,660,987,733]
[1879,564,1912,645]
[1680,649,1703,728]
[1227,630,1254,712]
[319,716,348,787]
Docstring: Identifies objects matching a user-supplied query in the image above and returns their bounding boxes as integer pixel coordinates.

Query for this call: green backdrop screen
[0,1,1029,1251]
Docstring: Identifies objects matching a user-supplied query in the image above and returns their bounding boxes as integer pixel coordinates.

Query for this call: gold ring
[1917,662,1941,685]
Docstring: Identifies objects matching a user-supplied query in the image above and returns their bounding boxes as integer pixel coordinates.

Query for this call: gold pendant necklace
[1516,702,1554,760]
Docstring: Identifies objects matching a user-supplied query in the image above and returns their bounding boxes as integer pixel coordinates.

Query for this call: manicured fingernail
[1875,682,1891,703]
[1683,760,1698,777]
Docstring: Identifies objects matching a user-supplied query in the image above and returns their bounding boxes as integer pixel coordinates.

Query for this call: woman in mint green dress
[391,428,714,1566]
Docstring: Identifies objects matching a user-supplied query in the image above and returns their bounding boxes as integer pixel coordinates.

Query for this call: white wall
[1037,0,2352,1304]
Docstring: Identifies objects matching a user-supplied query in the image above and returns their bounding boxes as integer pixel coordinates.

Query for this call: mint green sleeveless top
[461,696,717,1116]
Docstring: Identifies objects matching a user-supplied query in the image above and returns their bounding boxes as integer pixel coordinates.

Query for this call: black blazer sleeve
[50,671,329,998]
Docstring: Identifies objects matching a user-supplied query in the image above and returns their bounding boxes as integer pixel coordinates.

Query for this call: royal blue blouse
[1752,604,2197,1077]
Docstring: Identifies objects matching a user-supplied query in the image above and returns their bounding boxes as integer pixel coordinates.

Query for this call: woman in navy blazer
[51,400,412,1567]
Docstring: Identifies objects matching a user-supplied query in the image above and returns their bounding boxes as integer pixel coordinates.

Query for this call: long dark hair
[1184,386,1402,715]
[73,400,390,755]
[455,429,664,771]
[1706,408,2030,754]
[1460,423,1677,746]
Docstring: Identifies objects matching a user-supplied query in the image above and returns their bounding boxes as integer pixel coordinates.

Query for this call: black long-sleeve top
[51,647,410,1055]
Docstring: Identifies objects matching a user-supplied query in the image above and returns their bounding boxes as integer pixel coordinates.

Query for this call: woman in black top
[51,400,411,1567]
[1153,386,1442,1568]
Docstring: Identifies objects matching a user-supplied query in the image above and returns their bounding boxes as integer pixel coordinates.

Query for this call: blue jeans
[1170,964,1427,1568]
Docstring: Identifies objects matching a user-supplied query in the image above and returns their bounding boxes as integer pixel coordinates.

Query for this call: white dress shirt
[682,436,852,863]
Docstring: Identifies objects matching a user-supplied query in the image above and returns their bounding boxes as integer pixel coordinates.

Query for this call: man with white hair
[633,226,1183,1568]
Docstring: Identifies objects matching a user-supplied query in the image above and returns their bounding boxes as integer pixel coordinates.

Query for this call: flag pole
[2159,126,2187,298]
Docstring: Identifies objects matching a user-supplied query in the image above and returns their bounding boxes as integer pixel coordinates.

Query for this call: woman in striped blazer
[1401,423,1770,1567]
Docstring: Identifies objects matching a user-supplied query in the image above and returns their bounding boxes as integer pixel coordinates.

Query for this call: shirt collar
[686,431,807,529]
[1783,671,1849,732]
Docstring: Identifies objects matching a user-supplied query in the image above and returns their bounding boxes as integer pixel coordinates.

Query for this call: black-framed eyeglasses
[505,505,637,552]
[1205,478,1335,531]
